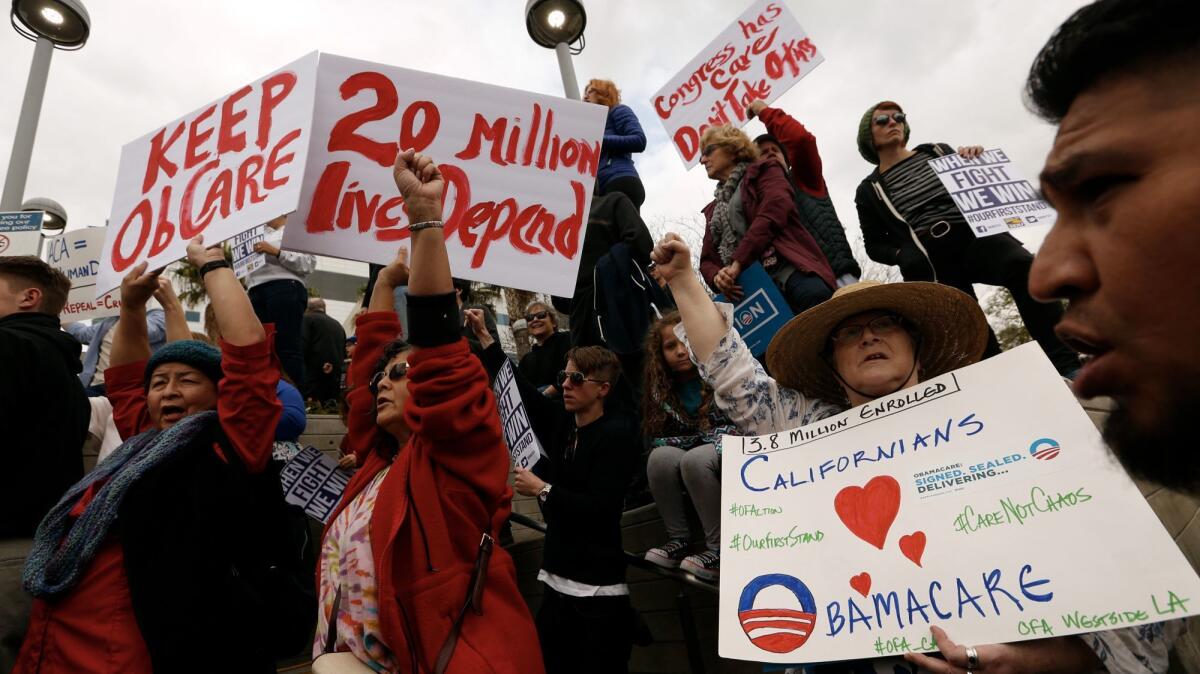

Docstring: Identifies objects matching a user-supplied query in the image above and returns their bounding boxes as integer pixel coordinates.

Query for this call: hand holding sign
[650,232,693,284]
[120,262,162,310]
[186,235,224,268]
[904,625,1098,674]
[252,240,281,256]
[392,149,444,224]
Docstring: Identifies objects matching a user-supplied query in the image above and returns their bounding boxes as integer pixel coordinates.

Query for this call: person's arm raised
[651,233,726,363]
[154,277,191,343]
[110,262,162,368]
[395,149,452,298]
[188,236,265,347]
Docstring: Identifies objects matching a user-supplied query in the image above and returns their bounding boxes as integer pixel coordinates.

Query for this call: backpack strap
[433,533,494,674]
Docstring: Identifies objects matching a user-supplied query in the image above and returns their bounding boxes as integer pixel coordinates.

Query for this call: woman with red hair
[585,78,647,209]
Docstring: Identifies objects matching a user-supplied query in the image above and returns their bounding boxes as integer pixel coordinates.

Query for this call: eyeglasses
[524,310,550,322]
[701,143,725,158]
[369,362,409,393]
[873,112,907,127]
[557,370,608,387]
[829,314,906,345]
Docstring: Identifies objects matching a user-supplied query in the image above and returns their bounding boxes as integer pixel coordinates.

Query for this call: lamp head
[525,0,585,49]
[11,0,89,49]
[22,197,66,231]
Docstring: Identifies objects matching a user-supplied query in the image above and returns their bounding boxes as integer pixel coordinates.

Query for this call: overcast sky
[0,0,1088,270]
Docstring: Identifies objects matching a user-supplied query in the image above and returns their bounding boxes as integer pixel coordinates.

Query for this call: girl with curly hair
[640,311,734,582]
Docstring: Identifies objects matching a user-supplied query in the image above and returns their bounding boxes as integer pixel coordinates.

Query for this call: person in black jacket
[0,257,87,540]
[852,100,1081,377]
[301,297,346,403]
[518,300,571,396]
[470,313,637,674]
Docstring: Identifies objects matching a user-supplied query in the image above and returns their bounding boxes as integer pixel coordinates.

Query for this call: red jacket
[700,158,836,291]
[758,105,829,199]
[326,311,542,674]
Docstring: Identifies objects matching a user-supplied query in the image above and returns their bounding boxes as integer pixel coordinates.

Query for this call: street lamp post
[524,0,586,100]
[1,0,91,211]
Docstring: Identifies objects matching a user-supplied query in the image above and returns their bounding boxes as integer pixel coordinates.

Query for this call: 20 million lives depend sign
[718,343,1200,664]
[95,52,607,298]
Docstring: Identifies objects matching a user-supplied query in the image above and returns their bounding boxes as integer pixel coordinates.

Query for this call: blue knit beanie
[144,340,223,389]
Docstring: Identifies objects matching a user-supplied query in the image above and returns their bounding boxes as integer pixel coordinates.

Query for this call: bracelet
[198,259,231,277]
[409,220,444,232]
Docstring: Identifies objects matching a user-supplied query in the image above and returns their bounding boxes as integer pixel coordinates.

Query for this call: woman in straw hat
[649,232,1176,674]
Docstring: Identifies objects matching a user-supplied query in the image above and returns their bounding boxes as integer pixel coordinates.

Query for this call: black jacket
[301,310,346,399]
[518,331,572,390]
[480,343,637,586]
[0,312,88,538]
[552,192,654,348]
[854,142,959,282]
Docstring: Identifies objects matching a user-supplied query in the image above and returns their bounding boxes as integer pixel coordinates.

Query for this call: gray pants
[0,539,33,673]
[646,444,721,551]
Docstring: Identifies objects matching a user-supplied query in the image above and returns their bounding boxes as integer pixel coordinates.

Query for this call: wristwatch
[537,483,552,504]
[198,259,231,277]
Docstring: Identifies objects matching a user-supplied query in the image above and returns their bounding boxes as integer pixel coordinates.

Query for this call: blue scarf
[23,411,219,598]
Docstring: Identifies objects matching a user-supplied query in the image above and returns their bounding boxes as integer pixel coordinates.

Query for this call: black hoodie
[0,312,88,538]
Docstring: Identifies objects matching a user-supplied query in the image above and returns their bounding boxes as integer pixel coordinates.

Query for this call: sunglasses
[556,370,608,387]
[873,112,907,127]
[829,314,906,345]
[524,310,550,322]
[701,143,725,158]
[369,362,409,394]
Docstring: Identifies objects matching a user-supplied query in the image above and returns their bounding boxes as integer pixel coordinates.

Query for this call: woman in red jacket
[312,149,542,673]
[698,124,836,316]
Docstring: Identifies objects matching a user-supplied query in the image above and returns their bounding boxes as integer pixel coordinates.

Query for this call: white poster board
[493,359,544,471]
[43,227,121,321]
[282,53,608,297]
[0,211,44,257]
[230,225,267,279]
[97,52,320,295]
[718,343,1200,663]
[928,148,1056,237]
[652,0,824,168]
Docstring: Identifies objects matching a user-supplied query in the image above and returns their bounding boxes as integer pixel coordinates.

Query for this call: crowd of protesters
[1,0,1198,672]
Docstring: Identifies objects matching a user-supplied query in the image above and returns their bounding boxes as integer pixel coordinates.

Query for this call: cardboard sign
[280,445,352,523]
[42,227,121,320]
[0,211,44,257]
[97,52,320,295]
[928,148,1056,237]
[283,53,608,297]
[715,262,794,356]
[652,0,823,168]
[494,359,544,471]
[230,225,267,279]
[718,343,1200,663]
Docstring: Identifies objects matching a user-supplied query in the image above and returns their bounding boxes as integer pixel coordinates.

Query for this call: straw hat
[765,281,989,403]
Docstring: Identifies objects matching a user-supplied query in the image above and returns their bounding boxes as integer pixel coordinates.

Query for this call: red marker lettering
[257,71,297,151]
[218,85,252,154]
[141,122,185,195]
[185,104,217,170]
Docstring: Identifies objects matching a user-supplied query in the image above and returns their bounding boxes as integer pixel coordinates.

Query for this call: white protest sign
[718,343,1200,663]
[283,53,608,296]
[42,227,121,320]
[230,225,267,279]
[928,148,1056,237]
[652,0,823,168]
[0,211,44,257]
[493,360,544,471]
[97,52,320,295]
[280,445,352,523]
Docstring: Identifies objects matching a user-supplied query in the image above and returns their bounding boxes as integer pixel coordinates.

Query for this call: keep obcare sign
[97,52,607,298]
[719,343,1200,663]
[652,0,824,169]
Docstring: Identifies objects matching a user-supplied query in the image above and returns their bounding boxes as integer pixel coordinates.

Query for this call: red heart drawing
[834,475,901,549]
[899,531,927,567]
[849,572,871,597]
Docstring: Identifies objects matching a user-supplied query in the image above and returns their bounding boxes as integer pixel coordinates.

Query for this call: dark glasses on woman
[369,362,409,393]
[873,112,906,126]
[556,370,607,387]
[525,310,550,322]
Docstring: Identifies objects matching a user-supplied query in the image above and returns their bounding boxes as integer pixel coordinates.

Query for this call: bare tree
[982,289,1033,350]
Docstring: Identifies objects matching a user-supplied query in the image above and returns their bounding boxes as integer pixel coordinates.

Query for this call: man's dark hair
[452,278,474,305]
[1026,0,1200,123]
[566,345,621,384]
[0,256,70,315]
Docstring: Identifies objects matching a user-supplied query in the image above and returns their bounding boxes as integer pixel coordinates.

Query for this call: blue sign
[0,211,43,232]
[715,262,794,356]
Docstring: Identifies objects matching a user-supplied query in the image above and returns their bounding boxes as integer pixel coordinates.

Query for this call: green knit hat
[857,101,910,164]
[144,340,223,390]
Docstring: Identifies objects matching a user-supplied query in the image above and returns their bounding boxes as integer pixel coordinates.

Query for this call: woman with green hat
[648,232,1175,674]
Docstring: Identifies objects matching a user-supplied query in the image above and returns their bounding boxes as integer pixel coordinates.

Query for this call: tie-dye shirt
[314,467,396,672]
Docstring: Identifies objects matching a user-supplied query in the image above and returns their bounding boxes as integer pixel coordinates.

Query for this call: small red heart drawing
[834,475,901,549]
[899,531,927,567]
[849,572,871,597]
